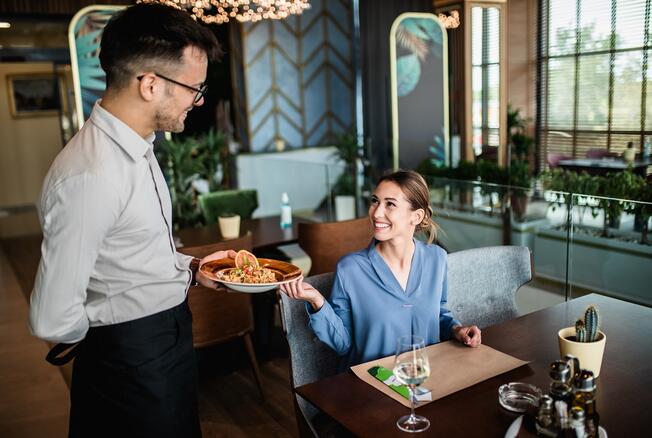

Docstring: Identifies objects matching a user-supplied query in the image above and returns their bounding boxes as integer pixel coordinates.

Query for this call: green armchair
[198,189,259,224]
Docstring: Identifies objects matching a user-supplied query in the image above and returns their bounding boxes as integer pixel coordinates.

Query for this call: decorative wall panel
[389,13,449,170]
[68,5,124,127]
[241,0,354,151]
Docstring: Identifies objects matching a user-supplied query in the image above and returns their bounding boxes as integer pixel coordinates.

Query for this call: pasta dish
[218,265,277,284]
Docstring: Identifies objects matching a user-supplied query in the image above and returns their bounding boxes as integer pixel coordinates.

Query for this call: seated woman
[281,170,481,366]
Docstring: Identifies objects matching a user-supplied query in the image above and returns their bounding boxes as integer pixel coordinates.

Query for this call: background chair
[547,152,572,168]
[586,148,619,159]
[279,273,340,438]
[298,217,373,275]
[181,234,264,399]
[447,245,532,329]
[198,189,258,224]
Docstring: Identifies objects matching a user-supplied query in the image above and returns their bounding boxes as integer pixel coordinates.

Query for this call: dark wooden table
[175,215,314,250]
[559,158,651,177]
[296,294,651,437]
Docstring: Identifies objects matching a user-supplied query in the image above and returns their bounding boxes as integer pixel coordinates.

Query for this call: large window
[471,6,501,157]
[538,0,650,167]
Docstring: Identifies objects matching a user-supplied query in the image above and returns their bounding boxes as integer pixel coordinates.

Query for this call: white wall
[0,63,62,208]
[236,146,344,218]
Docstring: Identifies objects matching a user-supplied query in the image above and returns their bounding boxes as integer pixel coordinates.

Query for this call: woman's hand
[280,276,325,312]
[452,324,482,347]
[196,249,237,289]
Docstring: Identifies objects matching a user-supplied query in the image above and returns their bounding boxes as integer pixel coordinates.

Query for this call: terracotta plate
[199,258,302,293]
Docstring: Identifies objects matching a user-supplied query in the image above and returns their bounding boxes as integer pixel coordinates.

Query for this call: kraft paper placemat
[351,341,529,408]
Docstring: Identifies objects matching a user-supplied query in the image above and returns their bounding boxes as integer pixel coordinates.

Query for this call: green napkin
[368,365,432,401]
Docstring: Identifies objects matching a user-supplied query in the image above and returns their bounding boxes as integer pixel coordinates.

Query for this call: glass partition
[428,175,651,313]
[249,165,650,311]
[568,193,652,306]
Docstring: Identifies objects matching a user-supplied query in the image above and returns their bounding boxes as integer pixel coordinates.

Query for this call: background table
[558,158,651,177]
[296,294,651,437]
[175,215,314,251]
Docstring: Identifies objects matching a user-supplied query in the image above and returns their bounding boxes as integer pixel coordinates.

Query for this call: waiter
[29,3,226,437]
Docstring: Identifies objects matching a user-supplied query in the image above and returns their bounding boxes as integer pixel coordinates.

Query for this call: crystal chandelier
[438,10,460,29]
[140,1,311,24]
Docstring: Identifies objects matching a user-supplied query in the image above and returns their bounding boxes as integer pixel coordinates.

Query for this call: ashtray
[498,382,542,413]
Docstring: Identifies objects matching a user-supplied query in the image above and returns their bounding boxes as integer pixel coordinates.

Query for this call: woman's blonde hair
[377,169,438,244]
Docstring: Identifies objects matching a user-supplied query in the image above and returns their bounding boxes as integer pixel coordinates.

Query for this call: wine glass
[393,335,431,433]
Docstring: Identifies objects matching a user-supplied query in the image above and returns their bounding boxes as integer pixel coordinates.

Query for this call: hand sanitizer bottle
[280,192,292,229]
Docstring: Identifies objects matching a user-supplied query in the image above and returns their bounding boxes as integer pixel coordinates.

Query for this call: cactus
[573,306,600,342]
[584,305,600,342]
[575,319,586,343]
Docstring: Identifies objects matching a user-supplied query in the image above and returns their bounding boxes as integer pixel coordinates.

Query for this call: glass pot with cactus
[557,306,607,377]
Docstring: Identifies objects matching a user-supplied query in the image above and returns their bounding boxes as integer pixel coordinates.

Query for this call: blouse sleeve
[439,252,461,340]
[307,271,353,356]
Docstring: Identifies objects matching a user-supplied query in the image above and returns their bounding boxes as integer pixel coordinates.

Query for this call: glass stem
[409,384,417,419]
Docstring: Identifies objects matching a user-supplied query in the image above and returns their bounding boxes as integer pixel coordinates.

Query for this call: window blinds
[538,0,650,169]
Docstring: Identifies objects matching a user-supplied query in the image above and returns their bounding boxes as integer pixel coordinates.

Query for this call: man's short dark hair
[99,2,222,89]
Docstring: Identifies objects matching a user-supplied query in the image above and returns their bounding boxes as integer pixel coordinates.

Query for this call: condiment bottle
[570,406,587,438]
[280,192,292,229]
[549,359,573,405]
[572,369,599,438]
[536,395,557,437]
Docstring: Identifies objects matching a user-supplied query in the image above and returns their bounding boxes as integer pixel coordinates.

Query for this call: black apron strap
[46,341,82,366]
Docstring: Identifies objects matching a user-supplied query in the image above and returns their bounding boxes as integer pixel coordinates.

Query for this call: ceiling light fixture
[438,10,460,29]
[139,0,311,24]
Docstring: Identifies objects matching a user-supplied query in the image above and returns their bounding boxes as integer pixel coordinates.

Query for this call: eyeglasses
[137,72,208,104]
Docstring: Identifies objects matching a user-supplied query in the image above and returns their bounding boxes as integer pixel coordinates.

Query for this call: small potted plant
[332,132,358,221]
[557,305,606,377]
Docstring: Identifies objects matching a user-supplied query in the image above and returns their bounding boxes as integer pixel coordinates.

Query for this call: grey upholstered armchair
[447,245,532,328]
[279,245,532,437]
[279,273,340,437]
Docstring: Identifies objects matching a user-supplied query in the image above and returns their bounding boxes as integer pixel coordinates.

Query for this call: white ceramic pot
[558,327,606,377]
[218,214,241,239]
[335,195,356,221]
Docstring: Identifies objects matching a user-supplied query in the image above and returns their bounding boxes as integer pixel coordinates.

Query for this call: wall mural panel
[390,13,449,170]
[69,5,125,128]
[241,0,354,152]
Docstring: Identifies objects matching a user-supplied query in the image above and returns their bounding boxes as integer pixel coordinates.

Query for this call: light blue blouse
[308,239,461,367]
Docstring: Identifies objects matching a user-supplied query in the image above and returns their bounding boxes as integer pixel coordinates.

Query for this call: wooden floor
[0,236,299,438]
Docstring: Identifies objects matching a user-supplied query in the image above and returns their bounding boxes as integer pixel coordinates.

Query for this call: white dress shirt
[29,101,193,343]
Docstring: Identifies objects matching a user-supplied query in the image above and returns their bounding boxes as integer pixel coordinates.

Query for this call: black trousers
[69,300,201,438]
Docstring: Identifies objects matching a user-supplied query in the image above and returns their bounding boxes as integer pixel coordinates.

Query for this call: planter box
[533,226,652,306]
[436,208,546,252]
[437,207,652,306]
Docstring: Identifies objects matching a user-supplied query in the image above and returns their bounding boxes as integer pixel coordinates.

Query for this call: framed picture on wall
[6,73,62,118]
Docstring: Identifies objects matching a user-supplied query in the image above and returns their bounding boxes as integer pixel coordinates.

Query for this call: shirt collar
[366,238,424,296]
[89,100,156,161]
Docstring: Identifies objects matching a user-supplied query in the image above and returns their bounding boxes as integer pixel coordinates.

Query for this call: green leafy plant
[506,106,534,219]
[509,160,532,190]
[597,170,646,236]
[155,128,231,230]
[507,105,533,162]
[198,128,229,191]
[156,136,203,230]
[332,132,359,196]
[540,169,602,228]
[574,305,600,343]
[632,182,652,244]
